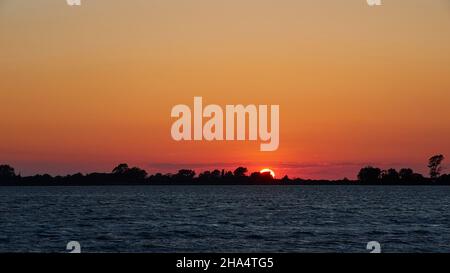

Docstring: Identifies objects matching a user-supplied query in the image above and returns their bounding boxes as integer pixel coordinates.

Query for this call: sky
[1,0,450,179]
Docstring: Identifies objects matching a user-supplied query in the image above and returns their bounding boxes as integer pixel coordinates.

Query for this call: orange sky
[1,0,450,179]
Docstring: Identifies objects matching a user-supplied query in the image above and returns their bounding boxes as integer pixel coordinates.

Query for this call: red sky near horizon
[1,1,450,179]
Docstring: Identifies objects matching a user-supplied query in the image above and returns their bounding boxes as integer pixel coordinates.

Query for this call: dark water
[0,186,450,253]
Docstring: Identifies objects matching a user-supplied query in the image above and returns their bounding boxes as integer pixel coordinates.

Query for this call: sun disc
[260,168,275,178]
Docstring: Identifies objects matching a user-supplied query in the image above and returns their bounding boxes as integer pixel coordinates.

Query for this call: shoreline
[2,182,450,187]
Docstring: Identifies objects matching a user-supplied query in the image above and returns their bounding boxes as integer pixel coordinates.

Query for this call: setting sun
[260,168,275,178]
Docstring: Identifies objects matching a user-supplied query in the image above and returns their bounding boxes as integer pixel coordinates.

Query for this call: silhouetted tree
[110,164,147,181]
[233,167,248,177]
[175,169,196,180]
[211,169,221,179]
[411,172,425,182]
[381,168,400,182]
[428,154,444,179]
[250,172,260,179]
[357,166,381,183]
[259,171,274,180]
[438,174,450,184]
[281,175,290,182]
[249,171,273,182]
[126,167,148,180]
[0,165,16,179]
[399,168,414,181]
[223,171,233,178]
[199,170,211,179]
[112,163,129,175]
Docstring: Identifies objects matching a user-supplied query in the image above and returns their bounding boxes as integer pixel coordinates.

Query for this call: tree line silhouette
[0,155,449,186]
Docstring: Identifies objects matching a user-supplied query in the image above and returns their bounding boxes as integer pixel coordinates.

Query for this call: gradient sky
[1,0,450,179]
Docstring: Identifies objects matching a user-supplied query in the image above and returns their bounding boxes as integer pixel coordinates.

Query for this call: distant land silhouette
[1,155,449,186]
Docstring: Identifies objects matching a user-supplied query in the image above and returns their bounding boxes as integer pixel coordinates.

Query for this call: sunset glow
[1,1,450,179]
[260,169,275,178]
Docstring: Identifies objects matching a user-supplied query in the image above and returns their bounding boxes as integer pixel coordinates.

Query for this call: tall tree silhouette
[0,165,16,179]
[428,154,444,179]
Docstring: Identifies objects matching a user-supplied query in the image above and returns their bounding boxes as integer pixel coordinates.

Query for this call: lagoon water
[1,185,450,253]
